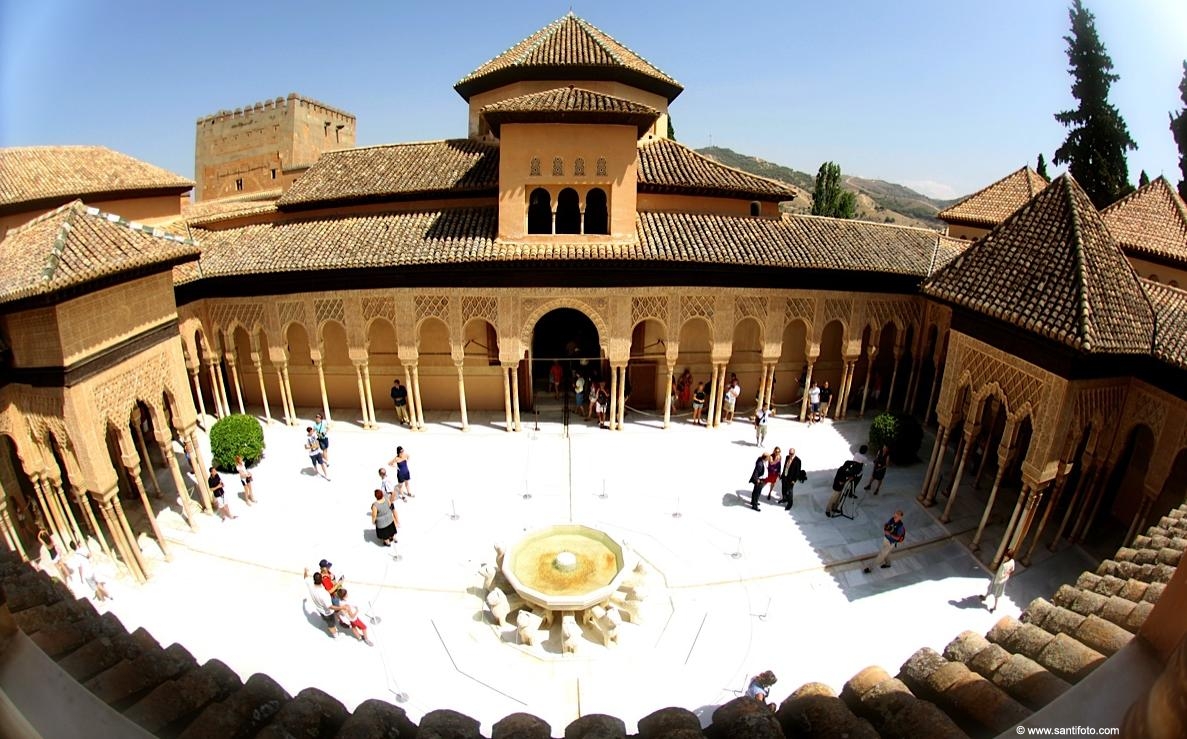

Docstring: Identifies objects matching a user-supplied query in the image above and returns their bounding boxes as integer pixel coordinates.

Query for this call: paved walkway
[74,404,1098,734]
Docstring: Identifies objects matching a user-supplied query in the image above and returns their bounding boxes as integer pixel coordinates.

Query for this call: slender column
[0,507,26,561]
[254,360,272,423]
[710,364,724,427]
[123,457,171,561]
[157,434,196,531]
[402,365,417,430]
[99,498,145,583]
[510,362,522,432]
[353,362,369,428]
[185,434,213,512]
[762,363,775,411]
[991,483,1031,569]
[832,364,847,420]
[704,364,718,429]
[1023,468,1070,564]
[73,486,114,563]
[282,364,297,422]
[1125,496,1155,548]
[362,362,377,429]
[1004,483,1046,566]
[455,361,470,431]
[189,367,208,424]
[502,364,514,431]
[919,426,946,502]
[1076,463,1115,543]
[46,476,83,547]
[858,346,876,417]
[410,365,426,430]
[885,350,902,411]
[663,364,675,429]
[132,416,163,498]
[314,359,332,423]
[924,366,941,426]
[617,365,628,430]
[608,364,620,430]
[904,353,923,412]
[840,360,858,419]
[972,445,1015,551]
[941,426,979,523]
[921,425,951,505]
[973,402,1000,489]
[33,475,68,546]
[110,496,150,581]
[206,361,224,418]
[227,357,246,414]
[275,366,291,425]
[1052,460,1097,548]
[798,360,815,422]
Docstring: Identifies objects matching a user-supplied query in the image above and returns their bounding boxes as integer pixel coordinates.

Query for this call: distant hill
[695,146,958,229]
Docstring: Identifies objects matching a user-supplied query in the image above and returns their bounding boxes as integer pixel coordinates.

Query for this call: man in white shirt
[725,379,741,423]
[304,567,339,638]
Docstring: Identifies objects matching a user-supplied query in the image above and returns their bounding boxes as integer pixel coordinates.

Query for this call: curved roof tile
[637,139,798,202]
[481,87,659,136]
[1101,177,1187,267]
[0,146,193,212]
[938,166,1049,228]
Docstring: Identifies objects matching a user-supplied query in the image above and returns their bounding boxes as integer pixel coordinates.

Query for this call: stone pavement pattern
[13,407,1173,736]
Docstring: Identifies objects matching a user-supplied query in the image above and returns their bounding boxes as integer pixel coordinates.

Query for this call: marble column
[99,497,145,583]
[940,426,979,523]
[206,361,224,418]
[1076,463,1115,543]
[991,483,1031,569]
[275,365,291,425]
[0,507,26,561]
[704,364,718,428]
[362,362,377,429]
[131,413,163,498]
[972,444,1015,551]
[1023,468,1070,565]
[454,361,470,431]
[663,364,675,429]
[45,475,83,547]
[315,359,332,423]
[839,360,858,420]
[185,434,213,513]
[227,356,246,415]
[122,456,171,561]
[1003,483,1045,567]
[617,365,628,430]
[885,349,902,411]
[157,433,196,531]
[353,362,370,428]
[510,362,522,432]
[799,361,815,422]
[502,364,514,431]
[73,486,114,563]
[282,364,297,423]
[924,366,942,426]
[920,424,950,505]
[403,365,417,430]
[410,365,426,430]
[189,366,208,424]
[32,475,68,547]
[110,496,150,582]
[1052,459,1097,549]
[858,345,877,417]
[254,360,272,423]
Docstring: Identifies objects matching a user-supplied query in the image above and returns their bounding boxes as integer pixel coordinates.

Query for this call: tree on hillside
[667,116,676,141]
[1139,170,1150,188]
[811,162,857,219]
[1052,0,1137,208]
[1172,60,1187,200]
[1036,153,1050,180]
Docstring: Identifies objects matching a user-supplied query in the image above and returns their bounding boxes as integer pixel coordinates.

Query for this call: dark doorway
[530,308,601,408]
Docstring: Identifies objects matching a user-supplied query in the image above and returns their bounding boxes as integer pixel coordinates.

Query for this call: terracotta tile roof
[0,201,200,306]
[179,206,941,281]
[938,166,1049,228]
[637,139,798,203]
[0,146,193,212]
[924,175,1155,354]
[276,140,498,210]
[481,87,659,136]
[1100,177,1187,267]
[1141,279,1187,369]
[455,13,683,102]
[931,234,970,274]
[178,190,281,226]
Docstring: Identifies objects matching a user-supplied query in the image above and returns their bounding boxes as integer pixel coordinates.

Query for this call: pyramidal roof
[938,166,1049,228]
[0,200,199,306]
[1100,176,1187,267]
[924,174,1154,354]
[481,87,660,136]
[455,13,683,103]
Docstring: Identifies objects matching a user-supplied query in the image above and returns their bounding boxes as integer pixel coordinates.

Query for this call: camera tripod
[831,477,862,520]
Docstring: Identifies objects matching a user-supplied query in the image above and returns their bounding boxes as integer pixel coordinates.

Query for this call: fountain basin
[502,525,629,612]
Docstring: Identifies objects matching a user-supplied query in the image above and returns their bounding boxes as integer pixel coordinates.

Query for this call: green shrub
[209,414,265,471]
[868,411,924,465]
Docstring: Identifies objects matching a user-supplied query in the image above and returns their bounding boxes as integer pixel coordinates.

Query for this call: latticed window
[530,157,541,176]
[596,157,607,176]
[552,157,564,176]
[574,158,585,177]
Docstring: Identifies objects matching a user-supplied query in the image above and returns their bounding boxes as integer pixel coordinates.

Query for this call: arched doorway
[1088,425,1155,556]
[530,308,601,414]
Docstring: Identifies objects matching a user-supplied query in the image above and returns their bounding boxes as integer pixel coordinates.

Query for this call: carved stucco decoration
[461,296,498,327]
[209,302,265,336]
[631,295,668,329]
[784,297,815,330]
[517,297,611,357]
[361,297,396,325]
[277,301,307,333]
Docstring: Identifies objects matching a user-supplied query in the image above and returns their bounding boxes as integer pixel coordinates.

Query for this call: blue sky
[1,0,1184,200]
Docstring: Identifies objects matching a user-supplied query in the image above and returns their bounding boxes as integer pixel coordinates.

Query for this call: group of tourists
[37,529,110,602]
[746,447,805,511]
[304,559,373,645]
[369,447,412,547]
[304,413,332,480]
[207,454,256,521]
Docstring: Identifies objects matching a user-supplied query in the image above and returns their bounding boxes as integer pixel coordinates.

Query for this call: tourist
[746,670,778,711]
[677,369,692,410]
[371,490,398,546]
[748,453,769,511]
[304,567,338,638]
[378,467,401,502]
[819,381,833,420]
[306,427,330,480]
[318,559,342,593]
[691,382,706,424]
[980,551,1016,613]
[390,379,410,426]
[66,541,110,602]
[549,360,563,399]
[235,455,255,505]
[808,381,821,424]
[866,445,890,495]
[388,446,413,498]
[764,447,782,501]
[574,373,586,417]
[725,378,740,423]
[595,383,610,428]
[588,380,600,420]
[864,510,906,572]
[37,529,70,582]
[780,448,803,509]
[313,413,331,466]
[208,466,237,520]
[333,587,373,645]
[754,404,770,446]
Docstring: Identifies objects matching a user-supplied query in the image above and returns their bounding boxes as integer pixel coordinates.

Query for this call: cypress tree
[811,162,855,219]
[1138,170,1150,188]
[1171,60,1187,200]
[1036,153,1050,180]
[1052,0,1137,208]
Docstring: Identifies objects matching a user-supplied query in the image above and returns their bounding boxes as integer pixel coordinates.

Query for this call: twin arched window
[526,187,610,235]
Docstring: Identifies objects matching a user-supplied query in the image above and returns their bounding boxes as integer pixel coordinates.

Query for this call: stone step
[840,666,968,739]
[1021,598,1133,656]
[1050,585,1152,633]
[776,682,879,739]
[942,631,1069,712]
[897,647,1030,737]
[985,616,1104,684]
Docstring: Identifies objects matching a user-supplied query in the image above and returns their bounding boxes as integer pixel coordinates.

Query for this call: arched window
[596,157,608,177]
[585,188,609,235]
[530,157,541,176]
[552,157,564,176]
[574,158,585,176]
[749,201,760,217]
[556,188,581,234]
[528,188,552,234]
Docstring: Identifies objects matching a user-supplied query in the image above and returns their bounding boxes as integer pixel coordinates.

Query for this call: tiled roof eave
[1,255,197,310]
[455,65,683,103]
[1119,241,1187,268]
[0,185,194,218]
[637,183,793,203]
[485,109,658,137]
[277,187,500,212]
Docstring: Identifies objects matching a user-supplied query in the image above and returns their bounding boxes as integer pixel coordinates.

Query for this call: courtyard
[76,404,1095,733]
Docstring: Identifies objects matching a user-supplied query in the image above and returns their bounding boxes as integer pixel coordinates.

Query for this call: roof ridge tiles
[41,204,78,284]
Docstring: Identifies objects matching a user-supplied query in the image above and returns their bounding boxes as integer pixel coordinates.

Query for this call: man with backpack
[864,510,905,572]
